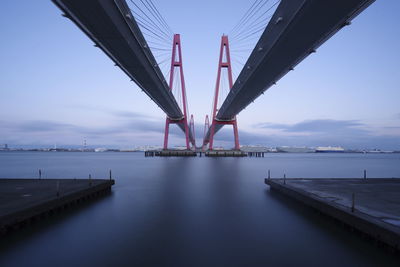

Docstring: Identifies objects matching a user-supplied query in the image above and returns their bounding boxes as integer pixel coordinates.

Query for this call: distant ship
[315,146,345,153]
[276,146,315,153]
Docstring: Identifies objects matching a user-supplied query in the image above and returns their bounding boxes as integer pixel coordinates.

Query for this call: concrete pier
[265,178,400,251]
[0,178,115,235]
[205,150,247,157]
[145,150,197,157]
[145,150,249,157]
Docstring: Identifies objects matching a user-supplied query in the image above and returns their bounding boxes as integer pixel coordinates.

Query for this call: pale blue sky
[0,0,399,149]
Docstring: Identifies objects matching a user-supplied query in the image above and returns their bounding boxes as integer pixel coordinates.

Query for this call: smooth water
[0,152,399,266]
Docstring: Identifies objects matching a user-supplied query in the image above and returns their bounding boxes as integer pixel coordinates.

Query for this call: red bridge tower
[208,35,240,150]
[163,34,191,150]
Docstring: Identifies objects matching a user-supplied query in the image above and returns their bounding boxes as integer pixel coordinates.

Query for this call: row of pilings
[247,152,265,157]
[145,150,265,157]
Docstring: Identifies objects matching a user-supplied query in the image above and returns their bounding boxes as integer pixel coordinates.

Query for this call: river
[0,152,399,266]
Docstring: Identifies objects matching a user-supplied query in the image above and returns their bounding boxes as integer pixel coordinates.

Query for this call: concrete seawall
[0,178,115,235]
[265,178,400,252]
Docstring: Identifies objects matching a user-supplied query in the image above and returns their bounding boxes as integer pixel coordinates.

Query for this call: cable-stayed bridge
[52,0,195,149]
[202,0,375,149]
[52,0,375,151]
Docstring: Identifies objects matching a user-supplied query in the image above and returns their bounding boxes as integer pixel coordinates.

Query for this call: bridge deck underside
[205,0,375,143]
[52,0,194,144]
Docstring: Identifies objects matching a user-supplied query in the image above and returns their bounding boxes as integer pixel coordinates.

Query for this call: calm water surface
[0,152,399,266]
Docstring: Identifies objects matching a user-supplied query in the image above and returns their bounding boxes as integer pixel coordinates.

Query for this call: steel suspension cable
[128,7,171,40]
[144,0,174,35]
[140,0,172,37]
[231,1,279,41]
[229,0,264,37]
[231,0,270,40]
[129,0,171,42]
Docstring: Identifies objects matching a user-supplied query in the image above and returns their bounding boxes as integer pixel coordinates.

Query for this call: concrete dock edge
[0,179,115,235]
[265,178,400,252]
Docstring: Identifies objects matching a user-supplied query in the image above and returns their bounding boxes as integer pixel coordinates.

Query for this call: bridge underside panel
[52,0,183,120]
[216,0,375,122]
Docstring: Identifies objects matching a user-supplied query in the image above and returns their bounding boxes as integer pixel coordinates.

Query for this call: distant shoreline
[1,150,399,154]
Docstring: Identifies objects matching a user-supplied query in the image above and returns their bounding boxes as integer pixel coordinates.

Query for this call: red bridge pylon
[208,35,240,150]
[189,114,196,150]
[202,115,210,150]
[163,34,191,150]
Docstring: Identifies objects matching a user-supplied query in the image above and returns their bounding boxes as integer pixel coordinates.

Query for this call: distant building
[1,144,9,151]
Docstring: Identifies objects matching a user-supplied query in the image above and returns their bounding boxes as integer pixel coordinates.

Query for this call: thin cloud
[257,119,368,135]
[256,122,288,129]
[0,117,185,145]
[2,118,399,150]
[210,119,400,149]
[384,126,400,130]
[0,120,75,133]
[210,127,400,150]
[68,104,158,120]
[112,110,156,119]
[213,128,268,144]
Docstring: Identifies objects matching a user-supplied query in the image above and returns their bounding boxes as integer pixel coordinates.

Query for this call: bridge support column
[189,114,196,150]
[163,118,170,150]
[208,35,240,150]
[209,119,239,150]
[164,118,189,150]
[202,115,210,151]
[163,34,191,150]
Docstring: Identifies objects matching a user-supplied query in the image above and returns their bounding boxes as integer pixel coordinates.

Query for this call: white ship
[315,146,345,153]
[276,146,315,153]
